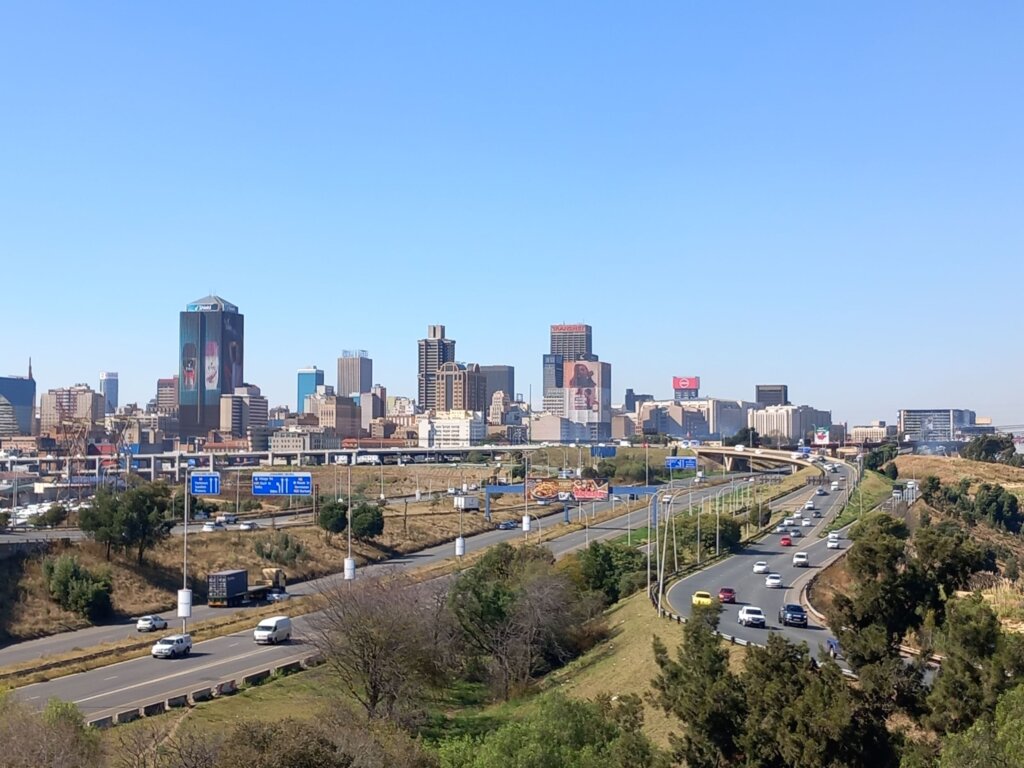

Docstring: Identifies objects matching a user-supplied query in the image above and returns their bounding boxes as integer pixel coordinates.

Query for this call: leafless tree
[0,695,102,768]
[308,573,449,722]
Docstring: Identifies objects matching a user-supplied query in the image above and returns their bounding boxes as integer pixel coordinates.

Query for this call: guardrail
[85,651,325,729]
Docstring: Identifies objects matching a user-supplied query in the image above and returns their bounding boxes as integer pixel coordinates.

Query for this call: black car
[778,603,808,627]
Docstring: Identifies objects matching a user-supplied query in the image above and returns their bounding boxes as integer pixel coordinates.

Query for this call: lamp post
[344,463,355,581]
[180,468,191,634]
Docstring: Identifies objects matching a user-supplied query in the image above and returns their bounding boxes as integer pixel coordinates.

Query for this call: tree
[960,434,1019,465]
[308,576,447,722]
[884,462,899,480]
[580,465,600,480]
[78,487,122,560]
[937,685,1024,767]
[724,427,760,447]
[0,510,9,530]
[0,694,101,768]
[31,504,68,529]
[119,482,174,565]
[575,541,645,605]
[650,607,745,767]
[317,499,348,537]
[350,503,385,539]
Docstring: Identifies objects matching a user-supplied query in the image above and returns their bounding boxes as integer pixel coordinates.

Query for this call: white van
[253,615,292,644]
[830,481,840,491]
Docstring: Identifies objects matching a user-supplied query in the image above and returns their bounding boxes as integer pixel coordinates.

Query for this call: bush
[0,511,9,530]
[254,532,306,567]
[41,555,113,621]
[318,500,348,535]
[351,505,385,540]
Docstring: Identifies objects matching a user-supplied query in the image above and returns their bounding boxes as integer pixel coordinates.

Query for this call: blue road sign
[665,457,698,470]
[590,446,617,458]
[251,472,313,496]
[190,472,221,496]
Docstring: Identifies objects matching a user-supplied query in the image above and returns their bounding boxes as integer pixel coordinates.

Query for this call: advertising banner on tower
[672,376,700,391]
[813,425,830,445]
[563,361,610,424]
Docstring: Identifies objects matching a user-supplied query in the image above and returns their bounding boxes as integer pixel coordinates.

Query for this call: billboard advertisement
[672,376,700,391]
[813,425,830,445]
[179,312,201,409]
[563,361,611,424]
[551,324,588,333]
[222,311,245,393]
[528,478,609,502]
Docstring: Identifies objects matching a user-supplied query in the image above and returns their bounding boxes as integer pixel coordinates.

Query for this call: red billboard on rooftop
[672,376,700,391]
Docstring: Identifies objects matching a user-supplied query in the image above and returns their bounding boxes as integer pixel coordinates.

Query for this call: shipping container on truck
[207,569,249,607]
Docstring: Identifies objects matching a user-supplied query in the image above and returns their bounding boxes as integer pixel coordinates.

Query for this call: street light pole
[182,469,190,634]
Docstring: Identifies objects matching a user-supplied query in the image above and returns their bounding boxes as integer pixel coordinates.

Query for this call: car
[136,615,168,632]
[254,615,293,644]
[828,531,842,541]
[804,500,815,510]
[816,488,828,496]
[691,591,714,607]
[801,518,813,527]
[497,520,517,530]
[738,606,766,627]
[536,499,550,506]
[788,528,802,538]
[827,538,841,550]
[778,603,808,627]
[780,536,793,547]
[267,589,291,603]
[813,510,822,518]
[718,587,737,604]
[793,511,803,519]
[151,633,192,659]
[752,560,769,574]
[239,520,260,531]
[774,524,788,534]
[765,573,783,588]
[793,552,810,567]
[216,513,238,524]
[782,517,794,527]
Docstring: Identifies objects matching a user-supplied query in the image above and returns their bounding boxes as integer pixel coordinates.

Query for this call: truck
[207,567,287,607]
[453,495,480,511]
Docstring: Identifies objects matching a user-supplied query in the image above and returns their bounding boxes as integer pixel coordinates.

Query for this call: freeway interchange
[8,466,854,723]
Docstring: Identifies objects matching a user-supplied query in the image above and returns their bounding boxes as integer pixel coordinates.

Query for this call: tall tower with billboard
[178,295,244,440]
[549,324,593,362]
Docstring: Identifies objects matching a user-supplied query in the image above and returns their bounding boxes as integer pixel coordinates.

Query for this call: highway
[665,463,856,660]
[12,472,794,721]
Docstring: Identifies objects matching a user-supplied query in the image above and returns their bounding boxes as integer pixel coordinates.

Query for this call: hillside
[894,455,1024,497]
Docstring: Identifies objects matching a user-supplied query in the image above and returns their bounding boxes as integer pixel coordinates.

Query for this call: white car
[793,552,810,567]
[765,573,783,588]
[267,590,291,603]
[200,521,224,533]
[239,520,260,531]
[804,501,815,511]
[151,633,192,659]
[827,539,841,550]
[801,518,813,527]
[783,517,795,527]
[752,561,769,574]
[738,606,766,627]
[136,615,168,632]
[216,513,238,524]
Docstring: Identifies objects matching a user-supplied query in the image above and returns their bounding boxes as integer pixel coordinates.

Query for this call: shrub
[41,554,113,621]
[254,532,306,567]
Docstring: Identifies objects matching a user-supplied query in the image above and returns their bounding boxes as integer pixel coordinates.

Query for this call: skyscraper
[0,361,35,436]
[417,325,456,410]
[479,365,515,408]
[550,324,594,362]
[99,372,118,414]
[436,363,488,412]
[337,350,372,397]
[755,385,790,407]
[156,376,179,415]
[296,367,324,413]
[178,295,245,439]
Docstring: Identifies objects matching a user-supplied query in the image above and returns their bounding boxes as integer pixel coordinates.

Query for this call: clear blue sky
[2,3,1022,426]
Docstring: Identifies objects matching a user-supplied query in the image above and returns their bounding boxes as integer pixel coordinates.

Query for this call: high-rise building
[550,324,594,362]
[296,367,324,413]
[479,365,515,408]
[748,404,831,445]
[156,376,179,415]
[337,350,372,397]
[0,362,36,436]
[218,385,269,439]
[40,384,106,434]
[417,325,456,410]
[99,372,118,414]
[435,362,488,413]
[897,409,977,441]
[542,354,564,391]
[755,385,790,407]
[178,295,245,439]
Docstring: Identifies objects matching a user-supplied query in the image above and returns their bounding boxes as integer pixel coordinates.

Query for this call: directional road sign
[189,472,221,496]
[251,472,313,496]
[664,457,698,471]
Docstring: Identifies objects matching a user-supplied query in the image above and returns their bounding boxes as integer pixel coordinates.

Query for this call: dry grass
[980,580,1024,631]
[894,455,1024,498]
[806,552,854,619]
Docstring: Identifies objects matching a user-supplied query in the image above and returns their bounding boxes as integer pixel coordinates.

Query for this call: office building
[562,359,612,441]
[550,324,594,362]
[155,376,179,415]
[479,365,515,407]
[488,390,510,426]
[755,385,790,407]
[748,404,831,445]
[417,410,486,448]
[337,350,372,397]
[296,367,324,413]
[40,384,106,434]
[435,362,488,413]
[178,295,245,439]
[637,402,710,438]
[0,363,36,436]
[542,354,564,391]
[360,385,387,434]
[99,372,118,414]
[623,388,653,412]
[417,325,456,410]
[849,421,898,444]
[897,409,977,441]
[317,395,361,439]
[220,385,269,439]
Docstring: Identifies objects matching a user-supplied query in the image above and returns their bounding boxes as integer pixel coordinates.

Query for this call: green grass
[827,470,894,532]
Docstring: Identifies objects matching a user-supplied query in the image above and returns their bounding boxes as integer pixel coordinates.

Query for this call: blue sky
[2,3,1022,426]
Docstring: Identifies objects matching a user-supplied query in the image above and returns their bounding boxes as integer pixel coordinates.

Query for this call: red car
[780,535,793,547]
[718,587,736,604]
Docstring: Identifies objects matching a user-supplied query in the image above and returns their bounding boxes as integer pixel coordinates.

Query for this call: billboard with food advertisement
[528,478,609,502]
[563,360,611,424]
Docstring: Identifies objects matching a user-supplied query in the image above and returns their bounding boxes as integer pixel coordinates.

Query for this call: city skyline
[1,5,1022,426]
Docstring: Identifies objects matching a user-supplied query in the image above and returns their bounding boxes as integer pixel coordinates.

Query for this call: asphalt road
[12,474,785,720]
[665,463,855,661]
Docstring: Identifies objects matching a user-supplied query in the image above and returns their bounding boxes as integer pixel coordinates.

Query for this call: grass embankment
[826,470,893,532]
[893,455,1024,500]
[100,587,720,757]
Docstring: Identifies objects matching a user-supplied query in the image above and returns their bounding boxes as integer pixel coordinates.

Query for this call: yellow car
[691,591,714,607]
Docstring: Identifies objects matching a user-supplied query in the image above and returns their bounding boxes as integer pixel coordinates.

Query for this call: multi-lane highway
[665,463,856,658]
[12,472,809,721]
